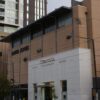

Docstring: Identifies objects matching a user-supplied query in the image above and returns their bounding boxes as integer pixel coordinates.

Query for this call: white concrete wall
[28,48,92,100]
[79,50,93,100]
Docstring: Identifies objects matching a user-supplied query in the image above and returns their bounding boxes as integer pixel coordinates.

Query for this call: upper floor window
[22,34,31,44]
[61,80,67,100]
[32,31,43,39]
[0,52,2,56]
[45,25,56,33]
[12,39,21,48]
[58,15,72,27]
[0,0,5,4]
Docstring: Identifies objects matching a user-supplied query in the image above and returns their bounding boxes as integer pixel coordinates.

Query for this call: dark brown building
[24,0,47,26]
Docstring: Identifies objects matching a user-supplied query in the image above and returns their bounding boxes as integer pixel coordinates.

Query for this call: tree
[0,75,11,100]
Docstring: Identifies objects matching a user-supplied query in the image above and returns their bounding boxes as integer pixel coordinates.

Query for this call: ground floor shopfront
[10,85,28,100]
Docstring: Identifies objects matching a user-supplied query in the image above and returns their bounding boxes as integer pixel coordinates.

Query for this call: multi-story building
[1,0,100,99]
[0,0,23,33]
[24,0,47,26]
[0,0,47,33]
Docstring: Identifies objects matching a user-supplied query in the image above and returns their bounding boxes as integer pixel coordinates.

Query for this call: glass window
[61,80,67,100]
[0,0,5,4]
[32,31,43,39]
[12,39,21,48]
[33,84,38,100]
[45,25,56,33]
[0,52,2,56]
[34,0,45,20]
[58,15,72,27]
[22,34,30,44]
[61,80,67,92]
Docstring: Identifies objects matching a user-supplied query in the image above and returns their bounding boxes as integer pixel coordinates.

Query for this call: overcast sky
[47,0,83,13]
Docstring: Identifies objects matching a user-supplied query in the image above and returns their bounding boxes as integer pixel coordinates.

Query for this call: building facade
[24,0,47,26]
[0,32,10,77]
[0,0,23,33]
[0,0,47,33]
[1,0,100,99]
[28,48,92,100]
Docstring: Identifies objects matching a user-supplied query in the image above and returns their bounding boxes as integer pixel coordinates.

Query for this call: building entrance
[44,86,52,100]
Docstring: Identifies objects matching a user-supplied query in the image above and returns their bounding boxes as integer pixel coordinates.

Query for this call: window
[61,80,67,92]
[0,17,4,20]
[12,39,21,48]
[45,25,56,33]
[16,11,18,19]
[0,52,2,56]
[15,18,18,24]
[33,84,38,100]
[0,0,5,4]
[22,34,30,44]
[61,80,67,100]
[32,31,43,39]
[58,15,72,27]
[16,0,18,2]
[16,4,18,9]
[0,9,4,12]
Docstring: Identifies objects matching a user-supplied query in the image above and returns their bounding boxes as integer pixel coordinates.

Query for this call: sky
[47,0,83,13]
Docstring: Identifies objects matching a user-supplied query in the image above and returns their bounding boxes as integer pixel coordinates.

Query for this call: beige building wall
[0,32,10,77]
[0,42,9,75]
[57,25,73,52]
[43,31,56,56]
[31,36,42,60]
[7,5,94,85]
[73,5,88,48]
[84,0,100,77]
[7,0,100,84]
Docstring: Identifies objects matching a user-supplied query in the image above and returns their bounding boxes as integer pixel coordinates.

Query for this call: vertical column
[54,80,62,100]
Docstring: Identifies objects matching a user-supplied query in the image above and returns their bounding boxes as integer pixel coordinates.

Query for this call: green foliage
[0,75,11,100]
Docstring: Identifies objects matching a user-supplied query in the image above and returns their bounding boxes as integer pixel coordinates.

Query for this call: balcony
[0,4,5,8]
